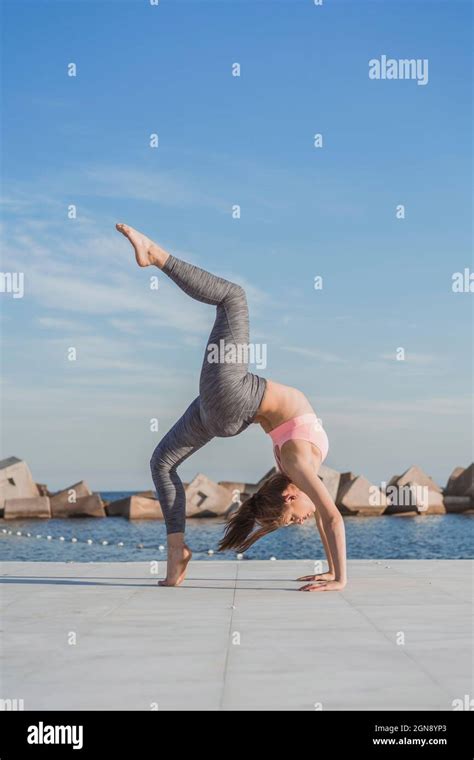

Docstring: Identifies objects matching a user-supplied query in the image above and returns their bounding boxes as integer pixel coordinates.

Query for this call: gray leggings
[150,254,267,534]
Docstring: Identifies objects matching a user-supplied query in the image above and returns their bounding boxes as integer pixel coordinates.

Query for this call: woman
[116,223,347,592]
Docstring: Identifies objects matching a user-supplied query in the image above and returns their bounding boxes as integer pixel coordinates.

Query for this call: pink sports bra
[268,412,329,474]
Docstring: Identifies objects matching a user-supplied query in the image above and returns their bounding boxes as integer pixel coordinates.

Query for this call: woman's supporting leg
[150,397,212,535]
[150,396,214,585]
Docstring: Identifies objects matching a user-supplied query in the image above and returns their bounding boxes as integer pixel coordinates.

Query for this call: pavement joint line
[340,591,460,701]
[219,560,239,711]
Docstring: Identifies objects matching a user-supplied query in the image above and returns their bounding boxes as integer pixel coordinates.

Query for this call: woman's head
[217,472,316,553]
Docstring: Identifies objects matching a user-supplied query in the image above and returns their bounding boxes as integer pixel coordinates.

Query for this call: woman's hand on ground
[298,579,347,592]
[296,572,335,582]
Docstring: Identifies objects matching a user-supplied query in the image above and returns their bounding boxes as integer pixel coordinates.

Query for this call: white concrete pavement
[0,560,472,711]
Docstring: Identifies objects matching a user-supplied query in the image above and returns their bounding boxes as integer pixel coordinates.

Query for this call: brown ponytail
[217,473,291,553]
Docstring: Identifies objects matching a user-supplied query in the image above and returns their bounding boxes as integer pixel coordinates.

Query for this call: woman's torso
[254,380,314,431]
[254,380,328,469]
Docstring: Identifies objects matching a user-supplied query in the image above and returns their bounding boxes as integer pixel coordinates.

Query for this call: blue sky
[1,0,472,490]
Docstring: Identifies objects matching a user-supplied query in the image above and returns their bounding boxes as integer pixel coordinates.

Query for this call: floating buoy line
[0,528,259,558]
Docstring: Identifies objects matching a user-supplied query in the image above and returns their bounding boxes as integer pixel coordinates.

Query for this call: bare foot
[296,572,335,582]
[158,545,192,587]
[115,222,169,268]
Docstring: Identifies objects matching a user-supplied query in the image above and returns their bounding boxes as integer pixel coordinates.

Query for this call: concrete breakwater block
[0,457,39,507]
[388,465,441,493]
[418,489,446,514]
[220,469,281,500]
[445,466,465,493]
[185,474,232,517]
[50,481,92,510]
[219,481,246,494]
[106,495,164,520]
[218,482,252,506]
[444,496,474,514]
[318,465,341,503]
[337,476,387,516]
[444,463,474,497]
[337,472,356,498]
[51,493,106,518]
[384,483,446,516]
[4,496,51,519]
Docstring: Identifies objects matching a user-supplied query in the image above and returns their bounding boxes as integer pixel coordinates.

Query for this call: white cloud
[81,165,229,213]
[6,246,208,335]
[107,318,141,335]
[37,316,87,331]
[281,345,347,364]
[379,352,439,365]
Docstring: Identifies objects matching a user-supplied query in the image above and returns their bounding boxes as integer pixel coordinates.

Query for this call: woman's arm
[298,503,337,580]
[281,447,347,591]
[314,509,336,575]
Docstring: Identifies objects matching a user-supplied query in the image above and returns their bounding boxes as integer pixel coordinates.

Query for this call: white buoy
[87,539,93,544]
[16,531,22,536]
[71,538,77,543]
[158,545,165,551]
[117,541,124,547]
[36,534,41,538]
[2,528,7,533]
[26,532,31,537]
[101,540,108,546]
[270,556,276,561]
[207,549,214,555]
[59,537,65,541]
[236,553,243,560]
[47,535,52,540]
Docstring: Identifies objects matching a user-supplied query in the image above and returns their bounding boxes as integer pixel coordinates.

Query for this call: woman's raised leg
[155,254,254,431]
[116,222,263,434]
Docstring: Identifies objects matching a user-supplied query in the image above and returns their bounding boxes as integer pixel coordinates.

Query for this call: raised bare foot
[158,545,192,587]
[115,222,169,268]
